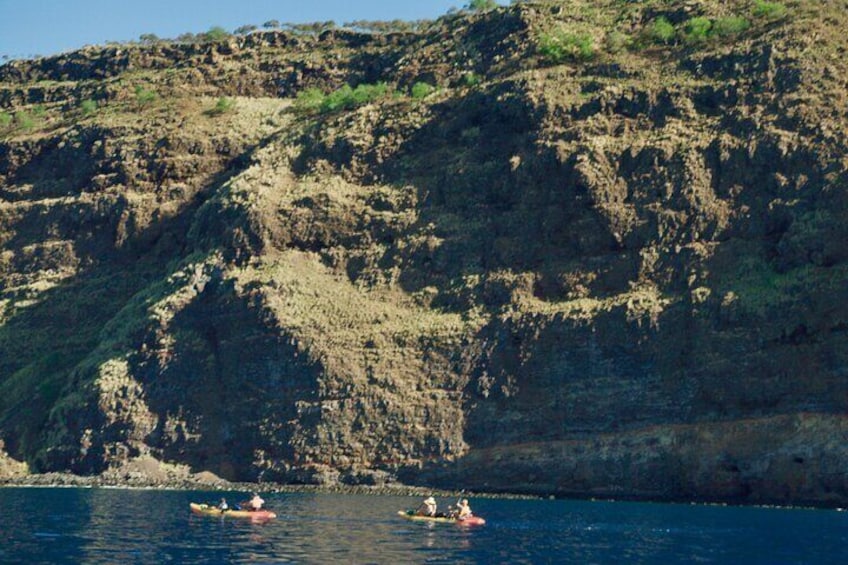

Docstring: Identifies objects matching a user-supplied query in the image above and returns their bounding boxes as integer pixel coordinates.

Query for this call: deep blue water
[0,487,846,564]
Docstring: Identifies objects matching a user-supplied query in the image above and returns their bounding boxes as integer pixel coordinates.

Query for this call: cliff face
[1,0,847,505]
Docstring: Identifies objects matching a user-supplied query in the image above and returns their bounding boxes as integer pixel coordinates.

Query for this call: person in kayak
[415,496,437,517]
[455,499,473,520]
[248,492,265,511]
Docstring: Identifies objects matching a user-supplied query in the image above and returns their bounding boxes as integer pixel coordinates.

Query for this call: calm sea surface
[0,487,846,564]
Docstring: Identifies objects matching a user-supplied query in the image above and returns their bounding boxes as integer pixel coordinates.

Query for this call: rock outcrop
[1,0,847,506]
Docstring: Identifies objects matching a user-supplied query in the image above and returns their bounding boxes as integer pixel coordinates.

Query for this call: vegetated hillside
[1,0,847,505]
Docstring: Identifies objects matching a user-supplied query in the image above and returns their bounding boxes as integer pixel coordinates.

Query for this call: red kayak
[397,510,486,526]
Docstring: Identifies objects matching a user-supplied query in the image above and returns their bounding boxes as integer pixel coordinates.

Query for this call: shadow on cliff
[0,133,99,203]
[0,216,186,469]
[0,145,256,473]
[133,279,322,482]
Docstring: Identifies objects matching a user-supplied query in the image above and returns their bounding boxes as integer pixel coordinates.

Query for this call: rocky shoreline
[0,472,545,501]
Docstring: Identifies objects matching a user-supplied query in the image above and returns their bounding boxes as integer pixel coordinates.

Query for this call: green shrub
[15,111,34,130]
[320,85,355,113]
[411,81,436,98]
[285,21,336,35]
[134,85,157,107]
[294,87,327,113]
[202,26,230,42]
[324,83,384,112]
[461,72,481,87]
[294,82,389,113]
[648,17,676,44]
[0,111,11,129]
[344,19,418,33]
[234,25,257,36]
[753,0,787,19]
[295,82,391,114]
[466,0,497,11]
[348,82,389,105]
[80,99,98,115]
[538,30,595,64]
[605,30,631,53]
[682,16,712,44]
[31,104,47,118]
[711,16,751,37]
[207,96,235,115]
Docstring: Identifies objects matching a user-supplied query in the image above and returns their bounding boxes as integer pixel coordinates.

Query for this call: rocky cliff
[1,0,847,506]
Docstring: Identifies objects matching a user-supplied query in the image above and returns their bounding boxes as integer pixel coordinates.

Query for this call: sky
[0,0,506,61]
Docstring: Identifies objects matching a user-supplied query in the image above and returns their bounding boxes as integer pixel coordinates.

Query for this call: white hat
[425,496,436,504]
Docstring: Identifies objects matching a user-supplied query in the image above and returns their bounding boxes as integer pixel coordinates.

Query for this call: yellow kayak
[190,502,277,519]
[397,510,485,525]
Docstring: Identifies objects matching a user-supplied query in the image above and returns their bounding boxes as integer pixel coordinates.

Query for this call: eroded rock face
[1,0,847,505]
[0,440,28,478]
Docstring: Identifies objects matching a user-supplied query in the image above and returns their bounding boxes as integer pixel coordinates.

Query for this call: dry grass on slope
[232,249,474,366]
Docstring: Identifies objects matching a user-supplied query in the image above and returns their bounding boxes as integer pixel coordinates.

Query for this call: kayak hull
[190,502,277,519]
[397,510,485,526]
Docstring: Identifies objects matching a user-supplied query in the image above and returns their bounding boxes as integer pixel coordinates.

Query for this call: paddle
[449,490,464,519]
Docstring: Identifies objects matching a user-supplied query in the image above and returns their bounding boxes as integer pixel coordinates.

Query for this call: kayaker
[416,496,437,517]
[218,498,229,511]
[248,492,265,511]
[456,499,473,520]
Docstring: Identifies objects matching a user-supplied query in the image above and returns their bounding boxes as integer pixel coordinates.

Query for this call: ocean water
[0,487,846,564]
